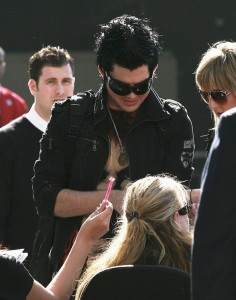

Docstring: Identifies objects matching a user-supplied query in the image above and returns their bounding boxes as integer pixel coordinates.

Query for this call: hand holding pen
[104,177,115,205]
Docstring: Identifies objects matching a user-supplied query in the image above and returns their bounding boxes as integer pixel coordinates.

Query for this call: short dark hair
[28,46,74,84]
[95,15,161,74]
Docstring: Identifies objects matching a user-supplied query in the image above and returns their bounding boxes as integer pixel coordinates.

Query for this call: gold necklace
[107,107,129,166]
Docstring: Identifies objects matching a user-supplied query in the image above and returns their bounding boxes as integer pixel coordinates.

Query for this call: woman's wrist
[74,231,97,251]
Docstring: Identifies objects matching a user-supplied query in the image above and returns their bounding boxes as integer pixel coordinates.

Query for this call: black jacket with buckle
[30,88,194,284]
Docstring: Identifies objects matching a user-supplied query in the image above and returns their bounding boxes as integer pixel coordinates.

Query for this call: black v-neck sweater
[0,116,43,266]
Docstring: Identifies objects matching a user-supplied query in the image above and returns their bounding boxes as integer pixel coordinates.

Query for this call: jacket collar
[92,87,170,126]
[133,88,170,125]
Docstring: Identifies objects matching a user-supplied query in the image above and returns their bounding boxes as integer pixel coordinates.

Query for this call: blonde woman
[76,175,192,299]
[196,41,236,150]
[189,41,236,205]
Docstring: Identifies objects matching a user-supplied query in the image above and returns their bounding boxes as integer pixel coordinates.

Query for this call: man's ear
[28,79,37,96]
[1,61,6,72]
[0,61,6,79]
[153,64,158,78]
[98,66,105,78]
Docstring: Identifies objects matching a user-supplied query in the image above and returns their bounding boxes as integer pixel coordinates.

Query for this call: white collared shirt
[24,103,48,133]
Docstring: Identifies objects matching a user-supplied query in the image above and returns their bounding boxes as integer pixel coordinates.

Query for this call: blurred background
[1,0,236,187]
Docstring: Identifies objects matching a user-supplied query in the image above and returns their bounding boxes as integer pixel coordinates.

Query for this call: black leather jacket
[30,88,194,283]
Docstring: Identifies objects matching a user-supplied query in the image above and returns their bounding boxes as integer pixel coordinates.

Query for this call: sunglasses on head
[178,204,191,216]
[105,72,153,96]
[199,90,231,104]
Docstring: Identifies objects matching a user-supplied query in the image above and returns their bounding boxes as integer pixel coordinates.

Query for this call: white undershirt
[24,103,48,132]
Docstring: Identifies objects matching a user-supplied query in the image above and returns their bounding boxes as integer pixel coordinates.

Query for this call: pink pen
[104,177,115,205]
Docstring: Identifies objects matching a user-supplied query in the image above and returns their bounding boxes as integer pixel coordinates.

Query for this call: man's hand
[189,188,201,204]
[188,188,201,226]
[189,202,198,226]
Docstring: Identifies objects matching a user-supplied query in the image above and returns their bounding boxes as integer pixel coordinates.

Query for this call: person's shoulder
[0,253,19,275]
[1,86,26,103]
[53,90,95,113]
[160,99,190,124]
[0,117,29,149]
[0,116,27,133]
[162,98,186,113]
[218,107,236,135]
[0,253,33,293]
[160,98,191,128]
[0,255,13,282]
[221,107,236,121]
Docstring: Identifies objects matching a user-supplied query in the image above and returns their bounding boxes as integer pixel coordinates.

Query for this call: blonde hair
[195,41,236,126]
[76,175,192,299]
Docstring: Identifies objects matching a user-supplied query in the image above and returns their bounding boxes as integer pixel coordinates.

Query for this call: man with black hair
[32,15,194,283]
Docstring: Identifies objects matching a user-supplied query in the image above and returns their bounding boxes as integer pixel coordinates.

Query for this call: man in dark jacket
[31,14,194,284]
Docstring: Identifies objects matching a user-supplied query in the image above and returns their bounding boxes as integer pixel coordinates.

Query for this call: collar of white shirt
[24,103,48,133]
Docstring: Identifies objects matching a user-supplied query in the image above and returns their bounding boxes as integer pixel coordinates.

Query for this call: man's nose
[56,83,65,94]
[127,92,137,98]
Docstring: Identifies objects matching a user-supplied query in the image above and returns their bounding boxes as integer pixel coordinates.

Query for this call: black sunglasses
[105,72,153,96]
[178,204,191,216]
[199,90,231,104]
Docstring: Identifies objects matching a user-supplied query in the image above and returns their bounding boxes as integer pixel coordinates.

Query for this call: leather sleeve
[32,100,71,217]
[161,99,195,186]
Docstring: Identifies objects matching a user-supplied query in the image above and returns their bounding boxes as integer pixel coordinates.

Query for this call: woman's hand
[78,200,113,244]
[189,188,201,204]
[189,202,199,226]
[188,189,201,226]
